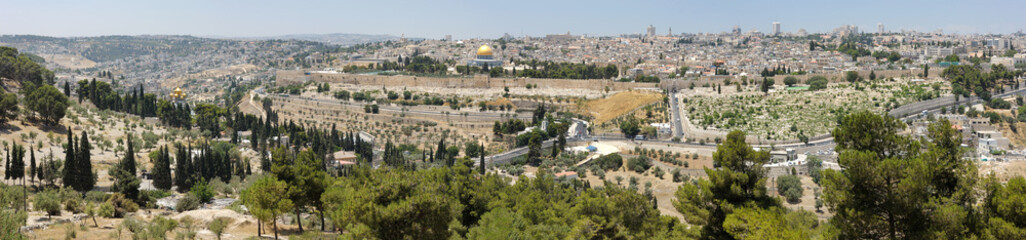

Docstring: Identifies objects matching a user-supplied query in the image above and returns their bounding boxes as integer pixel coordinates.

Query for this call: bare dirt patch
[583,90,664,124]
[41,54,97,69]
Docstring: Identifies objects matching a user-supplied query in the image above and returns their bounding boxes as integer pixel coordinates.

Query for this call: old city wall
[277,71,657,91]
[660,69,939,89]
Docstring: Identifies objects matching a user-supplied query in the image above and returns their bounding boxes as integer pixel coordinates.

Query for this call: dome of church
[171,87,186,99]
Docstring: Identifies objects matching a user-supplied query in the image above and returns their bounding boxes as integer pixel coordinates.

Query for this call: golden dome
[171,87,186,99]
[476,45,493,56]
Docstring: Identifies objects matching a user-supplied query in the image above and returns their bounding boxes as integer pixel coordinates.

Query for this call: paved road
[483,139,559,166]
[250,88,268,119]
[668,90,684,139]
[889,84,1026,119]
[482,133,836,167]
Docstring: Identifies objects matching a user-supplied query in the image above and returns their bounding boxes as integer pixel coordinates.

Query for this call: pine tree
[152,145,173,190]
[62,129,76,189]
[76,131,95,191]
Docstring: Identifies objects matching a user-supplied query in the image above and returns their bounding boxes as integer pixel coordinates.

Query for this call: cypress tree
[479,153,485,175]
[112,133,139,200]
[10,143,25,180]
[152,145,173,190]
[77,131,95,191]
[260,148,271,172]
[434,137,446,166]
[122,135,136,176]
[62,129,76,188]
[245,158,252,176]
[29,146,36,185]
[4,147,9,181]
[174,143,192,192]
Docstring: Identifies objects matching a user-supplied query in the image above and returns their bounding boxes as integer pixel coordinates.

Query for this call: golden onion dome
[476,45,493,56]
[171,87,186,99]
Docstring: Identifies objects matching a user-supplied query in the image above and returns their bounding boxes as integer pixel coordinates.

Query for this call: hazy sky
[2,0,1023,39]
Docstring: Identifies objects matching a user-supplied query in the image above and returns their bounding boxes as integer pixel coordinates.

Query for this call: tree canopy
[0,46,55,86]
[674,130,785,239]
[824,111,981,239]
[26,84,68,125]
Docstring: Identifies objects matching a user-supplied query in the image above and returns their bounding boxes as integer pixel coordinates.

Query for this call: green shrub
[807,76,828,91]
[671,168,689,183]
[652,166,664,179]
[85,191,108,203]
[177,194,200,212]
[777,175,804,203]
[209,217,233,240]
[34,190,62,218]
[139,190,172,208]
[106,193,139,218]
[627,156,652,173]
[190,179,214,203]
[593,153,623,170]
[209,179,233,196]
[64,197,83,213]
[99,202,116,218]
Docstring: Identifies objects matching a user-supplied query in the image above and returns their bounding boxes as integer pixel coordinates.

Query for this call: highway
[889,84,1026,119]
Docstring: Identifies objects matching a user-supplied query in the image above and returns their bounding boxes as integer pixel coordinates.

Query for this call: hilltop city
[1,20,1025,239]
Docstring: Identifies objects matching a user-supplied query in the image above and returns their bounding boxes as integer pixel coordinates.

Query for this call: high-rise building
[647,25,656,38]
[986,38,1009,49]
[878,23,885,34]
[668,27,672,37]
[772,22,781,35]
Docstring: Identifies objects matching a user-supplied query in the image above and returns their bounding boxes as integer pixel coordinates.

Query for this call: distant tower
[647,25,656,38]
[400,33,407,43]
[878,23,885,34]
[668,27,673,37]
[772,22,781,36]
[733,25,742,35]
